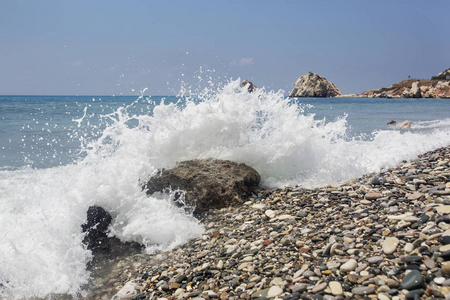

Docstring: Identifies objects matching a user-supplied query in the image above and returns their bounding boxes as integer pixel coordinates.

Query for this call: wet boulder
[82,205,113,253]
[143,159,261,216]
[82,206,142,256]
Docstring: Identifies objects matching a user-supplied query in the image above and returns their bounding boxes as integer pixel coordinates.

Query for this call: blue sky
[1,0,449,95]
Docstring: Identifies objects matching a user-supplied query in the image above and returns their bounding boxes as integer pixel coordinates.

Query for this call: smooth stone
[389,206,399,213]
[440,244,450,252]
[312,282,327,293]
[400,270,424,290]
[328,281,343,295]
[267,286,283,298]
[436,206,450,215]
[368,256,384,264]
[365,192,382,200]
[383,237,399,255]
[251,203,266,209]
[407,192,423,200]
[434,277,446,285]
[265,209,276,218]
[377,293,390,300]
[169,282,180,290]
[441,263,450,275]
[441,250,450,260]
[388,212,413,220]
[340,259,358,272]
[424,259,436,269]
[439,286,450,297]
[404,216,420,222]
[440,236,450,245]
[404,243,414,253]
[173,288,185,297]
[175,274,187,283]
[290,283,307,293]
[351,286,375,295]
[251,288,270,298]
[404,255,422,264]
[216,260,224,269]
[405,289,425,299]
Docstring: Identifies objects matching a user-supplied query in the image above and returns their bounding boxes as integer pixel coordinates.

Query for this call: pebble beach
[86,146,450,300]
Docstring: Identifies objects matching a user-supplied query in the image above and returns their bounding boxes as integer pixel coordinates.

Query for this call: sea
[1,79,450,298]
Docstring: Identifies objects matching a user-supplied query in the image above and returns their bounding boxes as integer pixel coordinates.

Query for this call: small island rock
[240,80,257,93]
[289,72,342,98]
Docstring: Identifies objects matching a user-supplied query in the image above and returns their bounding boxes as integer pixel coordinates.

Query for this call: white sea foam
[1,79,450,298]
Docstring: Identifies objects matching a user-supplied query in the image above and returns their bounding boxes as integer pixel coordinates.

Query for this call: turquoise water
[1,80,450,298]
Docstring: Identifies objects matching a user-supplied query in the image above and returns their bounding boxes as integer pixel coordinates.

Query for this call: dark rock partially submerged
[143,159,261,216]
[82,206,112,253]
[82,205,142,257]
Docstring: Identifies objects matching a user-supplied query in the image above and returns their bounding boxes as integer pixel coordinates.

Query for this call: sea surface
[1,79,450,298]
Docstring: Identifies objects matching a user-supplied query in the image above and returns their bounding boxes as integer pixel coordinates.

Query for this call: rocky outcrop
[143,159,261,216]
[362,68,450,99]
[432,68,450,80]
[241,80,257,93]
[397,120,412,129]
[362,79,450,99]
[289,72,342,98]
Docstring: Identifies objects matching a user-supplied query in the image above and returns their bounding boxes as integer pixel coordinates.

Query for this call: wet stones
[82,146,450,300]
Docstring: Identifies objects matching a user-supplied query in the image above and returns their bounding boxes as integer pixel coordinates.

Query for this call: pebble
[383,237,399,254]
[365,192,382,200]
[267,285,283,298]
[352,286,375,295]
[328,281,343,295]
[340,259,358,272]
[312,282,327,293]
[401,270,424,290]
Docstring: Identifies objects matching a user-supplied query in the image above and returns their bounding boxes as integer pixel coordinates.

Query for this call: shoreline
[85,146,450,300]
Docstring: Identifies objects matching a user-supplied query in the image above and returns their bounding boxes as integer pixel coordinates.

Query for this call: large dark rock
[82,205,113,253]
[82,205,142,256]
[143,159,261,216]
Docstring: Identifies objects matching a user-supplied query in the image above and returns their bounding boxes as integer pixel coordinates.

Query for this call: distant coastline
[290,68,450,99]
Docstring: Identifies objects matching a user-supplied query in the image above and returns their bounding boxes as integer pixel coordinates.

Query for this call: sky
[1,0,449,96]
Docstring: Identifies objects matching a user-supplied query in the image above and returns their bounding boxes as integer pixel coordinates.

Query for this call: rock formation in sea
[362,68,450,98]
[289,72,342,98]
[240,80,257,93]
[143,159,261,216]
